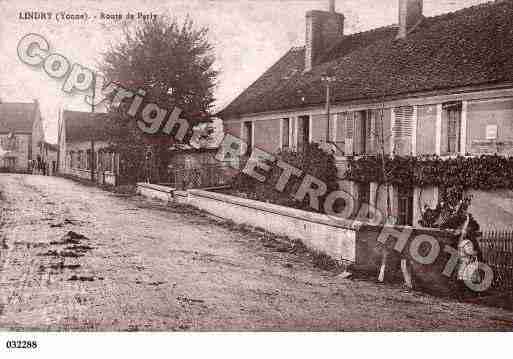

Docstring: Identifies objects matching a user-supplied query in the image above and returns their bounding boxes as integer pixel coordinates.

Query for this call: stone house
[58,110,119,186]
[218,0,513,227]
[0,100,45,172]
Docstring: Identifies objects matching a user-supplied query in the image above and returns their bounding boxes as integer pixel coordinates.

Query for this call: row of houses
[0,101,217,187]
[0,99,57,174]
[217,0,513,228]
[57,110,119,186]
[0,101,118,182]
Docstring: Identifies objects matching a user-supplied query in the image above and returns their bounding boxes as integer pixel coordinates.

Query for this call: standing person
[36,155,42,175]
[456,213,482,297]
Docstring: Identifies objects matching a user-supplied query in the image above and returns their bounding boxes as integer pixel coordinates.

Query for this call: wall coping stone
[188,189,364,231]
[136,182,175,194]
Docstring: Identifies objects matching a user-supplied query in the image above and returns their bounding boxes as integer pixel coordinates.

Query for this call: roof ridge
[220,0,513,118]
[343,0,500,38]
[425,0,501,22]
[343,24,398,38]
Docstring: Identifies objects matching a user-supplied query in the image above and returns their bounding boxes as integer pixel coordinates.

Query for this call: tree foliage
[99,16,219,183]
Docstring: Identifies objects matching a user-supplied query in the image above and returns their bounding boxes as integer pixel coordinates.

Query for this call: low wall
[63,168,117,186]
[356,224,460,295]
[136,184,463,295]
[185,189,361,263]
[136,182,175,201]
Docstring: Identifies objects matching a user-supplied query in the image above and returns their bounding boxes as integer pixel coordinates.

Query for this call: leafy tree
[99,16,219,183]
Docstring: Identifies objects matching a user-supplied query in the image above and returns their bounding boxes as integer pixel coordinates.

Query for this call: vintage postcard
[0,0,512,356]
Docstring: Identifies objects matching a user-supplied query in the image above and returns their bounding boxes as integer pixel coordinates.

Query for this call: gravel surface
[0,174,512,331]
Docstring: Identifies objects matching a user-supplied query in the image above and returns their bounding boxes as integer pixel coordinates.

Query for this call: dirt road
[0,174,512,331]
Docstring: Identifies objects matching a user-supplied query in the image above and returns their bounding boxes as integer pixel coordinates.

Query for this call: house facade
[218,0,513,227]
[58,110,119,186]
[0,100,45,172]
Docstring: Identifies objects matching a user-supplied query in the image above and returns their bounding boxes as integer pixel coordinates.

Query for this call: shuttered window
[393,106,414,155]
[393,106,414,138]
[345,112,354,139]
[344,112,354,154]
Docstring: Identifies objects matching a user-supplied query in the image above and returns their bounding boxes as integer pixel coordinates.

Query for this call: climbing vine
[345,155,513,190]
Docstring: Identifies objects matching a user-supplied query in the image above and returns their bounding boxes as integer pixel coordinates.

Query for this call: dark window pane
[282,118,290,148]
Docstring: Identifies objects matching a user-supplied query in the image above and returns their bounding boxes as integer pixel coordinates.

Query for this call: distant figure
[36,155,43,175]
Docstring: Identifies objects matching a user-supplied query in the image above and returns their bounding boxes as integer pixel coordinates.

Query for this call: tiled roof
[63,110,111,142]
[219,0,513,118]
[0,102,37,133]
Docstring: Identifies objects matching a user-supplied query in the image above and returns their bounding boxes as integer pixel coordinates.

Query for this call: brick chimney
[397,0,423,39]
[304,0,344,72]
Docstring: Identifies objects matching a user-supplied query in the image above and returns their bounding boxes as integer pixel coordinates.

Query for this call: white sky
[0,0,489,143]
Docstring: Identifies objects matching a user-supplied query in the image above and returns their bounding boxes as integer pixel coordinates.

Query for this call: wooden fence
[169,163,233,190]
[478,229,513,292]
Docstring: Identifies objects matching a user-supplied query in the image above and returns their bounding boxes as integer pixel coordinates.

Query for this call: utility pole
[321,72,336,152]
[90,73,96,182]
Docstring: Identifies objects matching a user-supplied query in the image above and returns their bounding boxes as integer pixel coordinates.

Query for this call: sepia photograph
[0,0,512,356]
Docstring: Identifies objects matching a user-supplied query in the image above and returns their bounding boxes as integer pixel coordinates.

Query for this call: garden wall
[136,183,463,295]
[65,168,117,186]
[184,189,360,263]
[136,182,174,201]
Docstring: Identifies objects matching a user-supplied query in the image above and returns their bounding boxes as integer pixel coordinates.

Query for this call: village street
[0,174,512,331]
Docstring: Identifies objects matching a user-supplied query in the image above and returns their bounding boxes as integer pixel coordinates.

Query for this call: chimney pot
[329,0,335,13]
[397,0,423,39]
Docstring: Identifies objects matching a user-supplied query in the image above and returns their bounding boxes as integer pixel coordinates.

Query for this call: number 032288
[5,340,38,349]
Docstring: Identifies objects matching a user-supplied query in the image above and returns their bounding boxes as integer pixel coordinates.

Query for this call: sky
[0,0,490,143]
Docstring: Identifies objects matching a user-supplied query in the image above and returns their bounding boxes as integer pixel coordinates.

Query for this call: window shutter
[393,106,414,155]
[345,112,354,155]
[393,106,414,138]
[373,109,383,153]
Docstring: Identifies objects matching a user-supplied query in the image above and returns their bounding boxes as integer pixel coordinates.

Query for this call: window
[3,157,16,170]
[367,109,385,154]
[334,113,346,149]
[393,106,414,155]
[298,115,310,152]
[243,121,253,156]
[354,111,374,155]
[282,118,290,149]
[443,102,462,154]
[69,151,74,168]
[397,187,414,226]
[86,149,92,170]
[77,151,83,169]
[358,182,371,219]
[344,112,354,154]
[354,111,365,155]
[100,151,113,172]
